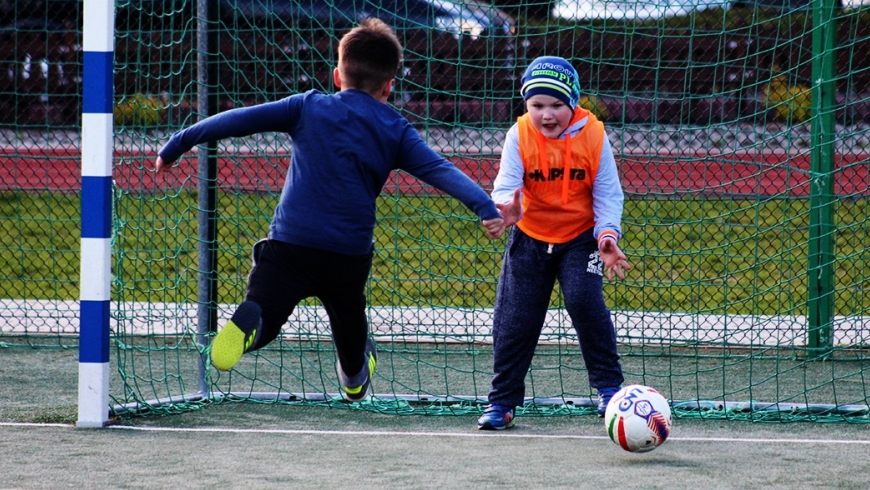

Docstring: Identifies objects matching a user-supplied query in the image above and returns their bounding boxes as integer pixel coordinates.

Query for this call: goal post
[78,0,115,428]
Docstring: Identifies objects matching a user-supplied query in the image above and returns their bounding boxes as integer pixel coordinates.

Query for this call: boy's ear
[379,79,393,100]
[332,68,342,89]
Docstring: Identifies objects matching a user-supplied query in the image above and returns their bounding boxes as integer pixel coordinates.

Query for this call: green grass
[1,190,868,316]
[0,191,80,299]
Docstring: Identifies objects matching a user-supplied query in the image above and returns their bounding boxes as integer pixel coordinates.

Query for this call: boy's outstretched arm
[599,238,631,281]
[152,99,296,174]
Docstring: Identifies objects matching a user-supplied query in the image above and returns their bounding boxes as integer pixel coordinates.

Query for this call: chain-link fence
[2,0,869,421]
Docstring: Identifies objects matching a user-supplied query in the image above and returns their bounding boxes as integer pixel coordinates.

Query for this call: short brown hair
[337,18,403,94]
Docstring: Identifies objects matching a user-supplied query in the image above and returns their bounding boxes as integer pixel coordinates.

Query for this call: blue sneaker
[477,404,516,430]
[211,301,262,371]
[597,387,621,417]
[337,338,378,402]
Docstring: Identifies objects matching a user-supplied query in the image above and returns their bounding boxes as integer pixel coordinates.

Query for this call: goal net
[1,0,869,423]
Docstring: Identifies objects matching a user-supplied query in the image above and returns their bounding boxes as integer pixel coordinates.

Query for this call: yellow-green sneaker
[337,338,377,402]
[211,301,262,371]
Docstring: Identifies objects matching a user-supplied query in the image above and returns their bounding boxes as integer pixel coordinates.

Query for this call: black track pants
[243,239,373,378]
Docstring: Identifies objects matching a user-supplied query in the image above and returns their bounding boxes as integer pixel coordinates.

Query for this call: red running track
[2,149,868,196]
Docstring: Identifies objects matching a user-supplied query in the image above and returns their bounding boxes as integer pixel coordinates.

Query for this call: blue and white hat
[520,56,581,108]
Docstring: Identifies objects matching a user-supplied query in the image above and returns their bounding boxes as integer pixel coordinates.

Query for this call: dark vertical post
[807,0,837,360]
[196,0,220,394]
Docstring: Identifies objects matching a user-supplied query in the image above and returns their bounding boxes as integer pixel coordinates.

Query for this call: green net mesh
[2,0,869,422]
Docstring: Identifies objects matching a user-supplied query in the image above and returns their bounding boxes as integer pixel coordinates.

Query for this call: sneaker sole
[477,420,515,430]
[343,351,377,401]
[211,320,247,371]
[341,340,378,402]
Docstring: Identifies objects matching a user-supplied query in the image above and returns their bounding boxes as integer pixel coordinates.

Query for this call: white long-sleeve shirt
[491,115,625,242]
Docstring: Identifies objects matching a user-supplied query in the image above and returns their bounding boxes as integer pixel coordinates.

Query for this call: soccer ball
[603,385,672,453]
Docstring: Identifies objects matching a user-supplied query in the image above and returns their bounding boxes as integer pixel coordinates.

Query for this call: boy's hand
[481,217,506,239]
[154,156,173,173]
[495,189,522,228]
[599,239,631,281]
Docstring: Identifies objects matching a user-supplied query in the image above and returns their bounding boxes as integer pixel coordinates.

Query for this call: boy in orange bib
[478,56,631,430]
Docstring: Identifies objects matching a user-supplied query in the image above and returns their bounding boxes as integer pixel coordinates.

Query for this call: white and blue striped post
[78,0,114,428]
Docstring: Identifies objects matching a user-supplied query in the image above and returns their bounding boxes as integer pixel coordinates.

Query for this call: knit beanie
[520,56,581,108]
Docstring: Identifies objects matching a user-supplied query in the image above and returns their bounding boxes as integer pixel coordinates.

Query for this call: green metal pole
[807,0,837,360]
[196,0,220,395]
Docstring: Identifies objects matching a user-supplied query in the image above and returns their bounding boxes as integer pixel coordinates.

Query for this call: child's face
[525,94,574,139]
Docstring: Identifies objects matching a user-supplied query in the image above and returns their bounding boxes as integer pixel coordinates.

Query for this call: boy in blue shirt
[155,18,505,401]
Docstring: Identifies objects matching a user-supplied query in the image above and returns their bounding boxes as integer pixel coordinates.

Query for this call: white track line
[1,422,868,444]
[6,299,869,348]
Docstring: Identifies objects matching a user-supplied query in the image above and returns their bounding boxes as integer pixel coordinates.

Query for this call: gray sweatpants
[487,227,624,408]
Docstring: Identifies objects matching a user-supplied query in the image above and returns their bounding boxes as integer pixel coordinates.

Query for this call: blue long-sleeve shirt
[159,89,500,255]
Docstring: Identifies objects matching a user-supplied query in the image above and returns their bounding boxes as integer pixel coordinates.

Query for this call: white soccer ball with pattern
[603,384,672,453]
